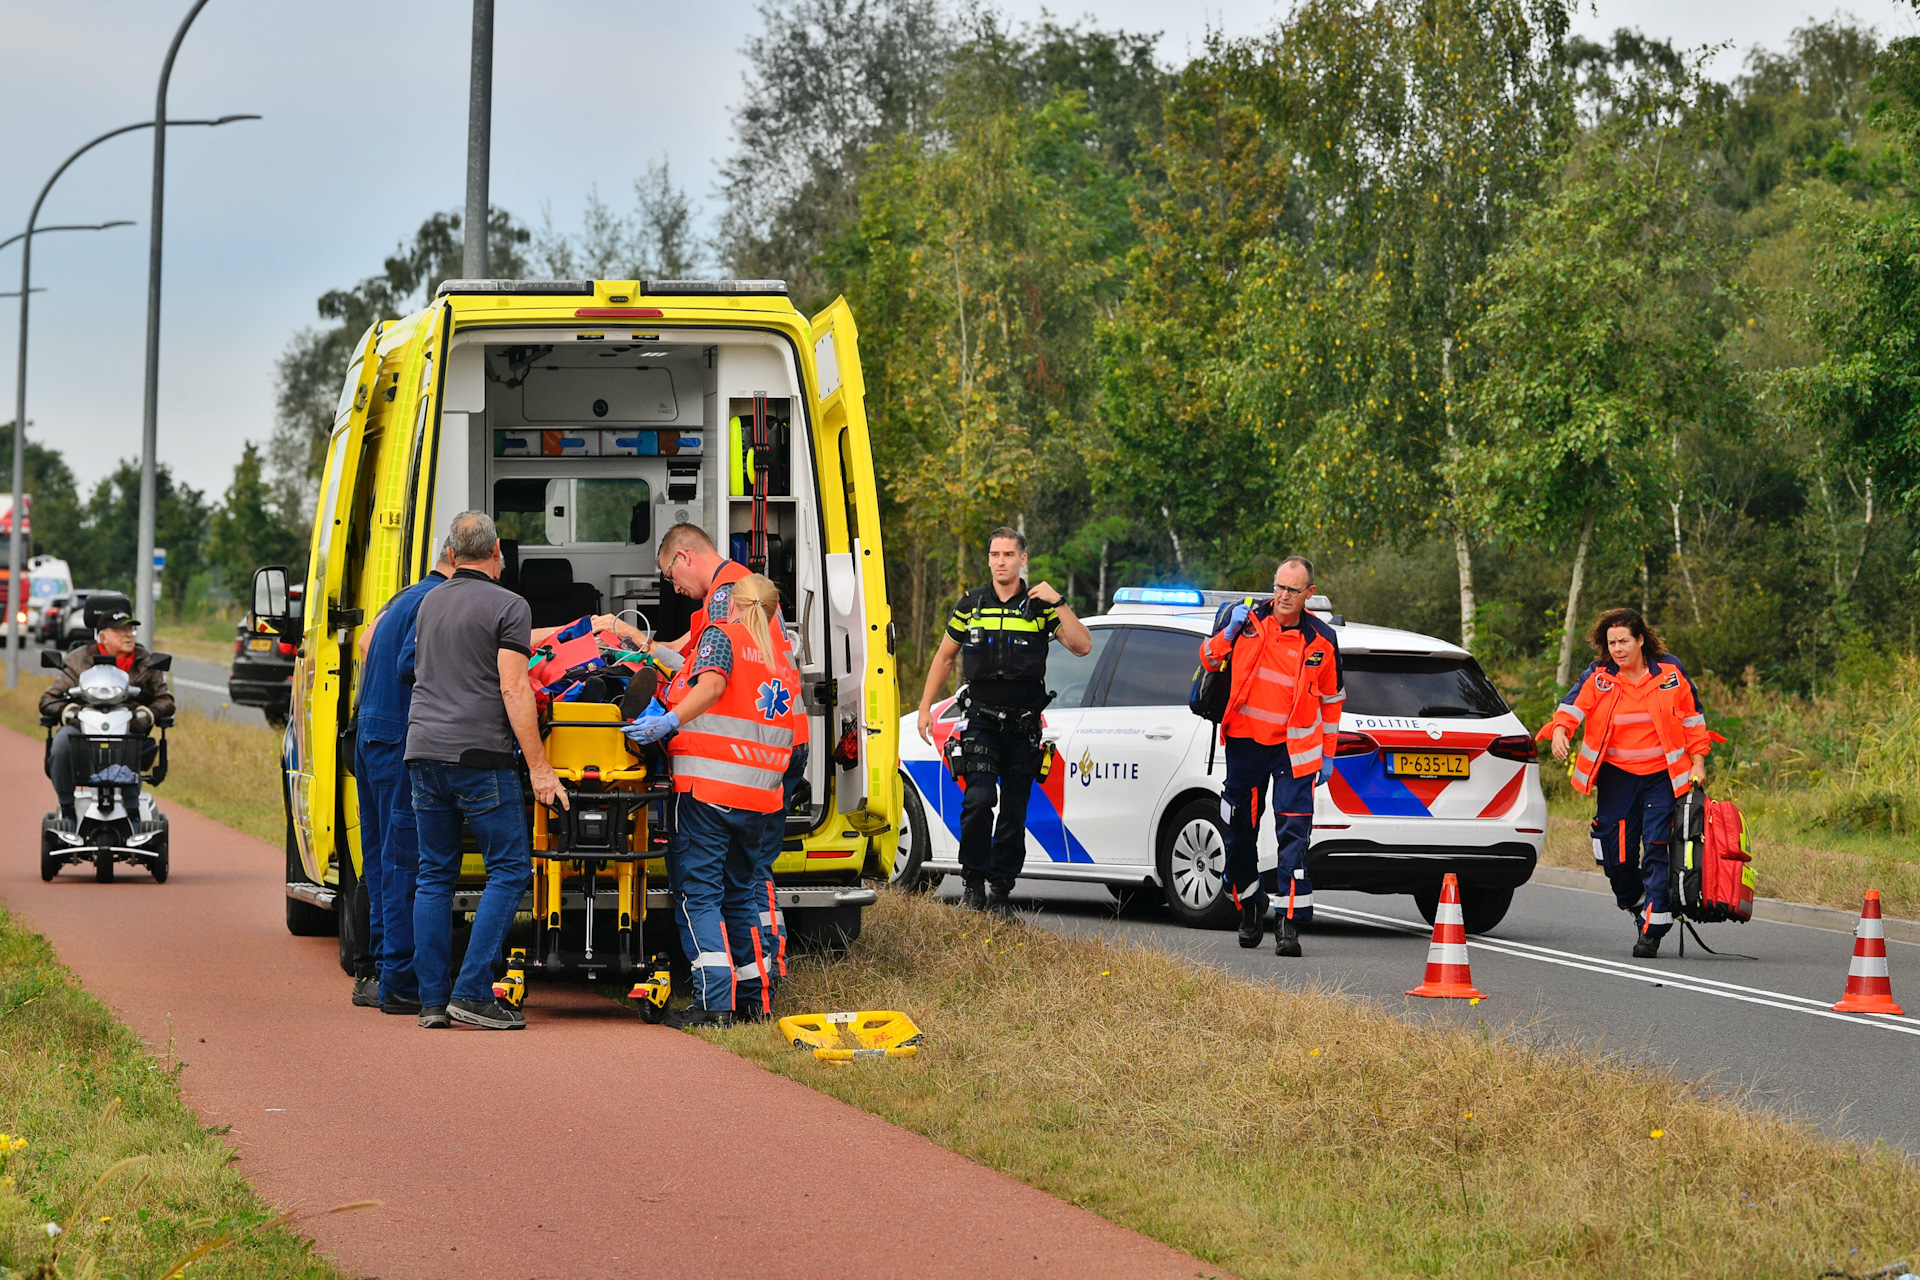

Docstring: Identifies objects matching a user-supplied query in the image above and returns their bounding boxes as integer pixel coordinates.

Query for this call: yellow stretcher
[777,1010,923,1061]
[491,701,674,1023]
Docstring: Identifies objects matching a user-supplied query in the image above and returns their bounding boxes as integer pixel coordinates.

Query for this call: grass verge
[719,890,1920,1280]
[0,902,345,1277]
[0,679,283,845]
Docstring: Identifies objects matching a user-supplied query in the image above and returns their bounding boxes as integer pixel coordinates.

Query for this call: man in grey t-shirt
[407,510,568,1031]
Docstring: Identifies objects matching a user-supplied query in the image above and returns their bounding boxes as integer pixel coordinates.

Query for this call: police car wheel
[1158,798,1236,930]
[890,773,937,894]
[1412,883,1513,936]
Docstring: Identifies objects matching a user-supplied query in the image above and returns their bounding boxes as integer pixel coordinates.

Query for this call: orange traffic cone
[1834,890,1905,1015]
[1408,873,1486,1000]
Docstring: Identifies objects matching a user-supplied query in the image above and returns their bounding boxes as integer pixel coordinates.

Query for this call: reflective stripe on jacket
[1198,602,1343,777]
[666,617,797,812]
[1543,655,1710,797]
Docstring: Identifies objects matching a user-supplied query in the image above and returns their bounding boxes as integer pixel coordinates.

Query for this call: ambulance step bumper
[439,885,879,915]
[286,881,338,911]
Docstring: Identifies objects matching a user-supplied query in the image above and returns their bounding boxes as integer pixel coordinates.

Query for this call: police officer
[915,527,1092,913]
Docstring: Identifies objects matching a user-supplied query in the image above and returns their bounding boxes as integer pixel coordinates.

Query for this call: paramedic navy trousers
[1592,762,1675,941]
[670,794,780,1012]
[1221,735,1315,922]
[355,737,420,1001]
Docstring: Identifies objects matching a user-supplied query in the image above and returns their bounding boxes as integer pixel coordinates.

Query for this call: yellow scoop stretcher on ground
[777,1010,923,1061]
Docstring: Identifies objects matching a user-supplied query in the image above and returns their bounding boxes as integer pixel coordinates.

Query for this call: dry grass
[717,891,1920,1280]
[0,904,342,1277]
[0,679,284,845]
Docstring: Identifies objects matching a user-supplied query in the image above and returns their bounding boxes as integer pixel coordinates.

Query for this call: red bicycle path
[0,727,1222,1280]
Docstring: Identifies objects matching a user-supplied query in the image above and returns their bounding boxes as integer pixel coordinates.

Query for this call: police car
[893,587,1546,934]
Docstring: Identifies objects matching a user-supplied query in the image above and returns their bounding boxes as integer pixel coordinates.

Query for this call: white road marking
[171,677,228,694]
[1315,902,1920,1039]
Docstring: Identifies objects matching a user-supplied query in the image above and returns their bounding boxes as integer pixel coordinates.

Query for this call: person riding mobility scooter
[38,593,174,882]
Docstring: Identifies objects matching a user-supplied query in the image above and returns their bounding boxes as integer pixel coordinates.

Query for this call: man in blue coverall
[352,542,453,1015]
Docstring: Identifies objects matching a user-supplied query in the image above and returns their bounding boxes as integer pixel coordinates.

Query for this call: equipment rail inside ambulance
[269,278,900,982]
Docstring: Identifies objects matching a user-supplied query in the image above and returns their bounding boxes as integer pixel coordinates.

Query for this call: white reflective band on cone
[1851,957,1891,977]
[1430,943,1470,965]
[1436,902,1464,926]
[1859,918,1885,939]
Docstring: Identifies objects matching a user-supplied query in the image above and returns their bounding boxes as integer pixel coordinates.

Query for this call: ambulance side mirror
[252,566,293,635]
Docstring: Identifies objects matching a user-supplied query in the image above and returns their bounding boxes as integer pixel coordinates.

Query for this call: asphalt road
[938,874,1920,1154]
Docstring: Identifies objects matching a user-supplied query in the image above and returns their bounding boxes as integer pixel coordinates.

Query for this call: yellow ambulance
[258,279,899,976]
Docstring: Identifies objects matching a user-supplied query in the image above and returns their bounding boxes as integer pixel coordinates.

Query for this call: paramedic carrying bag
[1669,786,1756,925]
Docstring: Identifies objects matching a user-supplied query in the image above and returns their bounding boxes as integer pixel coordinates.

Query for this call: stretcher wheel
[637,998,667,1025]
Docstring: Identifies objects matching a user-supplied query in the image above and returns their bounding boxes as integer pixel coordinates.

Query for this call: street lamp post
[463,0,494,279]
[137,0,220,653]
[5,115,252,689]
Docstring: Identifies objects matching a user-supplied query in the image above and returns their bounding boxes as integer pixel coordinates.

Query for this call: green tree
[0,421,84,565]
[208,442,302,600]
[1465,79,1742,686]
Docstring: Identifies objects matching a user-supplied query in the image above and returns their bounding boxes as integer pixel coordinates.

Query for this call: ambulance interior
[434,330,830,828]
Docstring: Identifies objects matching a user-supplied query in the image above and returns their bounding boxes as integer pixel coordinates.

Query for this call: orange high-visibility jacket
[1199,601,1344,777]
[1542,656,1711,797]
[666,617,798,813]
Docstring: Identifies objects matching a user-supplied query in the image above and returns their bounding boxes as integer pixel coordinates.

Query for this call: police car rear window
[1341,654,1510,719]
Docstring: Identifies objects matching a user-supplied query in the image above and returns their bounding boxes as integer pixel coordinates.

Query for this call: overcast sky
[2,0,1914,502]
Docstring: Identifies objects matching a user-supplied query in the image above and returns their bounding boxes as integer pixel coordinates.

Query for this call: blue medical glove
[1222,603,1251,640]
[624,710,680,744]
[1317,758,1334,785]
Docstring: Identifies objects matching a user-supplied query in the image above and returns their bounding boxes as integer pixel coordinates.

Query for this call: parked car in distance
[228,585,301,728]
[36,592,69,645]
[894,587,1547,934]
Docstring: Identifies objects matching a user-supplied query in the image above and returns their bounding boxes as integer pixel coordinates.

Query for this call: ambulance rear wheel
[285,806,336,937]
[1158,798,1236,930]
[889,774,937,894]
[1412,884,1513,935]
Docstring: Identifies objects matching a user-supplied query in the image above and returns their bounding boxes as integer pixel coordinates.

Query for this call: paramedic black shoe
[352,976,381,1008]
[381,992,423,1016]
[961,879,989,911]
[665,1005,735,1030]
[448,997,526,1030]
[1273,917,1302,958]
[1237,901,1264,948]
[1631,934,1661,959]
[418,1006,451,1029]
[987,882,1017,916]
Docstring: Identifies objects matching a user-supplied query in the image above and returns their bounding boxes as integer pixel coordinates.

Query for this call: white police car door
[1014,626,1116,869]
[1061,625,1205,865]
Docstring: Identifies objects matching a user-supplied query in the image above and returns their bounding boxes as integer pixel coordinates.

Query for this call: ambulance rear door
[291,323,385,879]
[811,298,897,828]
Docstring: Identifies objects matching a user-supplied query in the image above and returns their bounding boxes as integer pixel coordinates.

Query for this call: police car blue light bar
[1111,586,1206,606]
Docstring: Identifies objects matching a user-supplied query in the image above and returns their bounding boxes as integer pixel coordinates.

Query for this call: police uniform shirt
[945,581,1061,711]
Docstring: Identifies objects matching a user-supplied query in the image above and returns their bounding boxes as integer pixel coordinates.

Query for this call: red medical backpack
[1670,789,1755,924]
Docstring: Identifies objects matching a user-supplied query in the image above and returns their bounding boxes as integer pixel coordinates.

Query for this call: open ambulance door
[811,298,899,851]
[290,323,384,883]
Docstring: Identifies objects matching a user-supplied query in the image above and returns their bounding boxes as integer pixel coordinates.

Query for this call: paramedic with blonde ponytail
[625,573,798,1028]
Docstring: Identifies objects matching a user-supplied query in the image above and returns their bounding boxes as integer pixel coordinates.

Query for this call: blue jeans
[1593,763,1676,940]
[670,794,781,1011]
[356,737,419,1000]
[1222,736,1316,924]
[410,761,533,1008]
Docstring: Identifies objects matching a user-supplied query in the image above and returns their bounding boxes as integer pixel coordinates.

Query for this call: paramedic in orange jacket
[1546,608,1710,958]
[1198,555,1344,957]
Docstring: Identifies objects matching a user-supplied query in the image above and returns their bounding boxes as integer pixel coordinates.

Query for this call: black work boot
[961,878,989,911]
[1237,900,1265,949]
[351,975,381,1008]
[1632,932,1661,959]
[987,881,1017,916]
[1273,916,1302,958]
